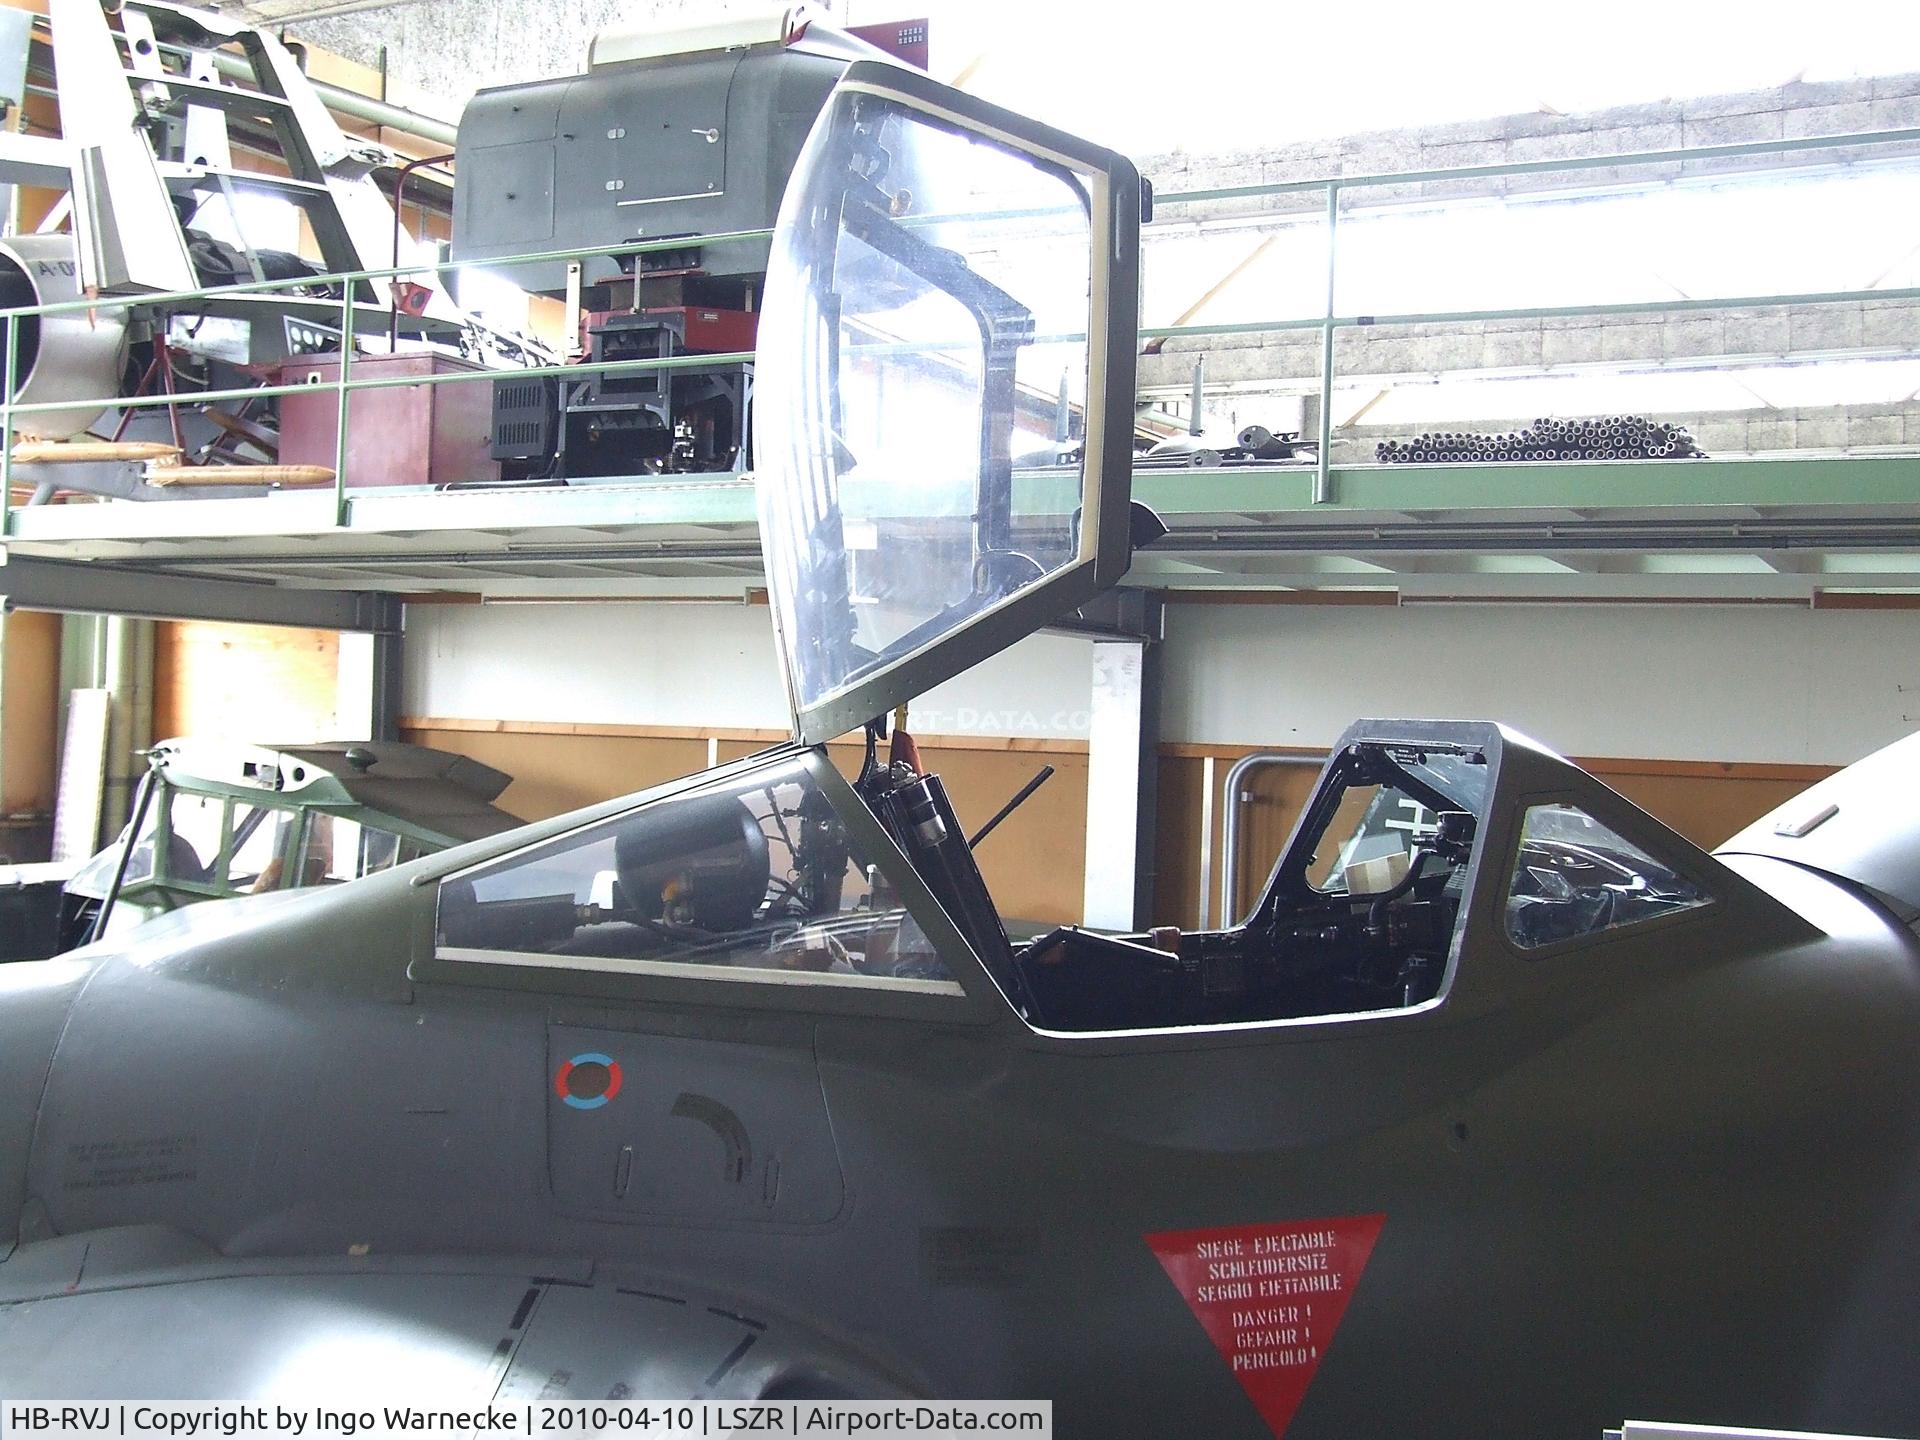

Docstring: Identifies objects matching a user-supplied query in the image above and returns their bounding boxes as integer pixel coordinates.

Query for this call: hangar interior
[0,0,1917,943]
[11,1,1920,1433]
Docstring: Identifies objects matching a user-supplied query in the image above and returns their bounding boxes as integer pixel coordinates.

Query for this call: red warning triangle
[1145,1214,1385,1439]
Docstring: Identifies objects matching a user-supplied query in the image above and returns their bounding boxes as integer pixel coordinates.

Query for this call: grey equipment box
[452,38,846,293]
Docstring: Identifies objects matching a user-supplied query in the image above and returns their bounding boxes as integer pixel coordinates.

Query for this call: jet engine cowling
[0,235,129,441]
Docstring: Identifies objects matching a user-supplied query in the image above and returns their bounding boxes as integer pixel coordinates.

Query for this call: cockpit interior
[1005,742,1487,1031]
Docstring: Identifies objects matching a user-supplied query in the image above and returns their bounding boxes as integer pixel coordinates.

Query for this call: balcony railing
[3,120,1917,539]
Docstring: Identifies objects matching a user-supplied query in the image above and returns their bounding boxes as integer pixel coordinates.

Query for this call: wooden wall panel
[1152,752,1328,931]
[1580,760,1830,850]
[398,723,707,825]
[902,743,1087,929]
[15,88,64,234]
[1151,754,1212,932]
[1149,746,1835,931]
[729,735,1088,924]
[399,722,1837,936]
[1220,758,1323,921]
[152,622,339,743]
[411,722,1091,928]
[0,609,61,813]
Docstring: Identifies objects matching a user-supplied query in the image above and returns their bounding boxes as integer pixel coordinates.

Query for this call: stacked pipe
[1375,416,1703,463]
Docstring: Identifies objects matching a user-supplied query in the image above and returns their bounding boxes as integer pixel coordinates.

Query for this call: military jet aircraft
[5,58,1920,1440]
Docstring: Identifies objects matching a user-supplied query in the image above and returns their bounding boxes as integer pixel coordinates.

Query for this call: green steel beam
[8,456,1916,552]
[350,477,764,530]
[1128,455,1920,517]
[30,454,1920,547]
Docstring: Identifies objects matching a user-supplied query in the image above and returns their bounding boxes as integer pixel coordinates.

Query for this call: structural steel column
[371,622,405,743]
[1081,602,1162,932]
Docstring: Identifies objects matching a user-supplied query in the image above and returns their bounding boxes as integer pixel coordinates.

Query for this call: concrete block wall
[1139,75,1920,461]
[1143,73,1920,217]
[1143,302,1920,461]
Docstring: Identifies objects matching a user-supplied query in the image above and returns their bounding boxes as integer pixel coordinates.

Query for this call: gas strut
[968,765,1056,850]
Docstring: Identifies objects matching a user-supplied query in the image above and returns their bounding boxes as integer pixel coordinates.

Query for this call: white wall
[1160,602,1920,766]
[406,602,787,730]
[333,632,375,743]
[407,598,1920,767]
[403,601,1098,740]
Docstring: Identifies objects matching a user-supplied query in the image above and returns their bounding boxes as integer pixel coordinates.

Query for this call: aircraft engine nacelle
[0,234,129,440]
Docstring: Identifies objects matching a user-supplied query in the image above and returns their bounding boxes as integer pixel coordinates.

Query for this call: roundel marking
[555,1051,623,1110]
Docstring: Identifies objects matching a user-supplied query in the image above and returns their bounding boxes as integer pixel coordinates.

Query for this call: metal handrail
[1140,284,1920,341]
[0,227,777,322]
[1151,124,1920,503]
[1153,123,1920,205]
[1,350,757,416]
[1200,750,1324,929]
[0,225,773,526]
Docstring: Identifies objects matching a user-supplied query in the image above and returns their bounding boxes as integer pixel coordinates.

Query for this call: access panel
[546,1021,845,1228]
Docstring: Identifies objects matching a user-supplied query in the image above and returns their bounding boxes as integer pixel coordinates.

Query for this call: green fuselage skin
[2,721,1917,1437]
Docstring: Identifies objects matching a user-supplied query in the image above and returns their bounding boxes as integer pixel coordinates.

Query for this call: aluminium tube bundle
[1375,415,1703,463]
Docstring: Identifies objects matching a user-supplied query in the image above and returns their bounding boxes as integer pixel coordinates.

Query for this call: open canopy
[752,61,1143,745]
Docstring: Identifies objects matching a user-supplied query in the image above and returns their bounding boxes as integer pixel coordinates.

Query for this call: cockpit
[431,718,1724,1038]
[434,734,1485,1029]
[1009,742,1489,1032]
[430,70,1720,1039]
[435,755,960,995]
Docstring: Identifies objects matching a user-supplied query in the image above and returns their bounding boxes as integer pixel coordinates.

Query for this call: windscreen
[755,85,1096,736]
[435,757,958,993]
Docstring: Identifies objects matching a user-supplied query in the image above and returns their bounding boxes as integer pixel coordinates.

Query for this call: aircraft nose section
[0,957,92,1254]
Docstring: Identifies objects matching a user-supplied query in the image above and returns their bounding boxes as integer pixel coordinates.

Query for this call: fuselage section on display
[4,50,1920,1440]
